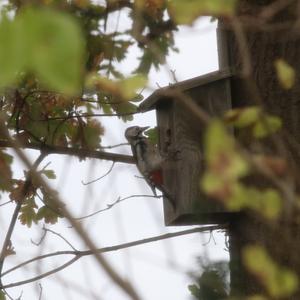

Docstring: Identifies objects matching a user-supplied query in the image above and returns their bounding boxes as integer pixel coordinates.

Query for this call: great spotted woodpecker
[125,126,175,209]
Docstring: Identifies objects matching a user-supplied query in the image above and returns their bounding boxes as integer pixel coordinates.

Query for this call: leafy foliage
[144,127,158,145]
[201,119,282,220]
[0,290,6,300]
[201,120,249,202]
[9,175,63,227]
[168,0,237,24]
[41,169,56,180]
[87,74,147,101]
[0,0,179,158]
[18,197,38,227]
[224,106,282,139]
[188,260,229,300]
[0,1,297,299]
[0,7,84,94]
[243,246,299,298]
[0,0,179,231]
[274,59,295,90]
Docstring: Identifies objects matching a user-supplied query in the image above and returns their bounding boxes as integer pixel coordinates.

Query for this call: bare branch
[0,140,135,164]
[2,251,78,277]
[1,225,224,287]
[36,111,138,121]
[2,256,81,290]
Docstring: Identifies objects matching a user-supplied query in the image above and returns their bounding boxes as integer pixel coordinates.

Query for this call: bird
[125,126,176,209]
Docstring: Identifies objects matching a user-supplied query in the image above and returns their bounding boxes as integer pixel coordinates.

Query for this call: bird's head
[125,126,149,142]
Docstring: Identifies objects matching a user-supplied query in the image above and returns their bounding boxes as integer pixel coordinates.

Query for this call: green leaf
[114,102,137,121]
[224,107,260,128]
[228,185,282,219]
[119,75,147,100]
[277,270,299,299]
[0,7,84,94]
[204,120,249,179]
[134,50,155,74]
[188,284,201,298]
[201,171,231,201]
[87,74,147,101]
[36,206,60,224]
[275,59,295,89]
[0,7,84,92]
[253,115,282,138]
[42,169,56,180]
[82,120,103,149]
[224,106,282,138]
[25,120,48,139]
[144,127,158,145]
[19,7,84,94]
[0,290,6,300]
[38,188,64,224]
[201,121,250,207]
[19,198,38,228]
[243,246,298,298]
[253,188,282,219]
[0,16,24,87]
[169,0,237,24]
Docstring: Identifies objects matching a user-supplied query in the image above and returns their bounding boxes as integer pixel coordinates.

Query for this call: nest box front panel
[157,78,233,225]
[156,101,179,213]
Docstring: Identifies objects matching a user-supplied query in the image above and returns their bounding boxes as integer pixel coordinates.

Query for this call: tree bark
[218,0,300,298]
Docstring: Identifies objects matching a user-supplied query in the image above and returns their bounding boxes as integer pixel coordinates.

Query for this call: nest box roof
[139,69,232,112]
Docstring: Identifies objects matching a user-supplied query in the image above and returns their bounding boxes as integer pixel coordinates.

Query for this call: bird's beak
[139,126,150,133]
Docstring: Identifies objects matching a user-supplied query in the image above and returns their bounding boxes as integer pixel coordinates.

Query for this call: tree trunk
[218,0,300,298]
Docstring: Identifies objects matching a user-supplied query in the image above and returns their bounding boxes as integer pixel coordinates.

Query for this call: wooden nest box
[140,69,242,226]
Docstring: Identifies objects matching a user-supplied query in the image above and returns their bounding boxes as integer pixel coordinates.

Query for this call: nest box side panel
[164,78,233,225]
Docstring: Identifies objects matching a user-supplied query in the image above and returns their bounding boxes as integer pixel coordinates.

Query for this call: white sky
[0,17,228,300]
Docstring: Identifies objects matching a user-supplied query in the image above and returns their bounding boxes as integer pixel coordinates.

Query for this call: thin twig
[41,227,78,251]
[82,162,115,185]
[101,142,129,149]
[38,283,43,300]
[0,200,12,208]
[31,225,78,251]
[31,229,47,247]
[75,194,162,220]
